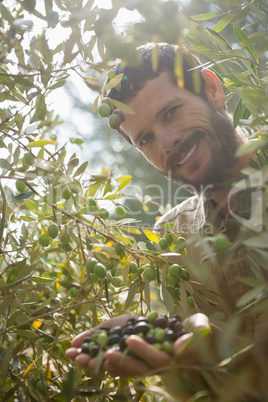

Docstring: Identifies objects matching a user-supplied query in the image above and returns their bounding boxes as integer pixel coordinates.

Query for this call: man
[66,43,268,400]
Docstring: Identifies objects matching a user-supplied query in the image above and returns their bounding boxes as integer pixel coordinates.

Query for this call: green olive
[176,237,187,250]
[98,103,112,117]
[166,273,177,286]
[39,234,50,247]
[213,233,230,255]
[16,180,26,193]
[47,224,59,239]
[115,205,126,217]
[113,109,126,122]
[181,268,190,281]
[129,262,138,274]
[169,264,181,278]
[108,113,122,129]
[154,328,166,342]
[86,258,97,273]
[158,237,168,250]
[93,263,107,278]
[97,331,108,347]
[162,340,173,354]
[163,233,173,247]
[143,267,156,281]
[147,311,158,323]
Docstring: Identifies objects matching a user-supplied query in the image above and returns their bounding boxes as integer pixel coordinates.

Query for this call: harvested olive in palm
[152,315,168,328]
[134,321,150,335]
[76,312,188,360]
[164,329,176,342]
[119,335,129,351]
[99,326,111,333]
[144,334,156,344]
[162,340,173,354]
[126,317,136,325]
[89,344,100,357]
[122,325,134,336]
[109,326,122,336]
[81,343,90,354]
[108,334,121,346]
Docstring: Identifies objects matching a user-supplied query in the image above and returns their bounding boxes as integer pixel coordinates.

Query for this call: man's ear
[201,70,225,110]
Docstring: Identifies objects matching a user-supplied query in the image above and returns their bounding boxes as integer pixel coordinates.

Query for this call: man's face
[120,71,238,194]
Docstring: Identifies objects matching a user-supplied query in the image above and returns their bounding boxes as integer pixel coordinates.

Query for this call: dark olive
[135,316,149,324]
[99,326,110,332]
[119,335,129,351]
[144,334,156,344]
[174,329,187,339]
[81,343,90,354]
[134,322,150,335]
[83,337,91,343]
[108,334,121,346]
[164,329,176,342]
[122,325,134,336]
[172,321,183,332]
[109,326,122,336]
[126,317,136,326]
[152,315,168,328]
[89,345,100,357]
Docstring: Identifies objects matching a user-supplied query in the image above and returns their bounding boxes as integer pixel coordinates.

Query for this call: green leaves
[233,25,257,60]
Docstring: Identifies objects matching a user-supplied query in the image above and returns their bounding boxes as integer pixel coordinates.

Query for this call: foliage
[0,0,268,401]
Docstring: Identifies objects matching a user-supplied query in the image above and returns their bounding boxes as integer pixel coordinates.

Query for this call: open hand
[66,313,212,378]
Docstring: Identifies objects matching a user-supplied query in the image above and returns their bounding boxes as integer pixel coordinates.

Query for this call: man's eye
[140,133,152,146]
[166,106,178,119]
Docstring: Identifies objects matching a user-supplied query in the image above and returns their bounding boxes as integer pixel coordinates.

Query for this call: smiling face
[120,71,240,194]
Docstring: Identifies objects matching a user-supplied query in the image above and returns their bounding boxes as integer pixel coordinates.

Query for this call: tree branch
[0,180,7,253]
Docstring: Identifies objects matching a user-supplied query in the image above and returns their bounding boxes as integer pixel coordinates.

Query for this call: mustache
[166,130,203,171]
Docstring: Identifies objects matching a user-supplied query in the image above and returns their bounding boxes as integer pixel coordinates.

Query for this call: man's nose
[157,129,180,154]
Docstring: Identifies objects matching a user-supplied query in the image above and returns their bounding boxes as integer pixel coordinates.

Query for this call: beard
[162,107,242,197]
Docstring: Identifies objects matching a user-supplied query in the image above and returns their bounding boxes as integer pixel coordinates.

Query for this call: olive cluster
[80,312,186,358]
[97,100,126,130]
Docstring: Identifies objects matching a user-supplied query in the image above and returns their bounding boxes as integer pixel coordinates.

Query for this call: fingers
[66,346,81,360]
[183,313,211,336]
[71,330,94,348]
[174,314,216,366]
[75,352,93,369]
[126,335,172,369]
[173,333,195,358]
[67,347,151,377]
[66,336,171,377]
[103,350,150,377]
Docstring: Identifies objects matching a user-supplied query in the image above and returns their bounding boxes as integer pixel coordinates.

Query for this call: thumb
[183,313,211,336]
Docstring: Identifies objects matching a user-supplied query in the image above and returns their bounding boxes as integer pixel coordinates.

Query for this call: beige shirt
[155,195,268,345]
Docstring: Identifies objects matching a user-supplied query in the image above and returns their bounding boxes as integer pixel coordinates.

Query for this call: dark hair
[103,42,207,104]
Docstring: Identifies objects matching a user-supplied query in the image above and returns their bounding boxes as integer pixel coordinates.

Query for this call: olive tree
[0,0,267,400]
